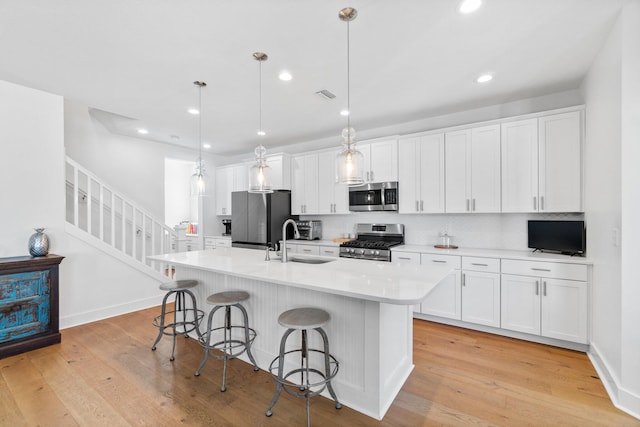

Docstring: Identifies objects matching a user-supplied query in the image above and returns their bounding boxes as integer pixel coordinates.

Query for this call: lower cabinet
[501,259,588,344]
[318,245,340,257]
[460,257,501,328]
[419,254,461,320]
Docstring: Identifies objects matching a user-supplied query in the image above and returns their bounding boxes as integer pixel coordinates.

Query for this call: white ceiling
[0,0,625,156]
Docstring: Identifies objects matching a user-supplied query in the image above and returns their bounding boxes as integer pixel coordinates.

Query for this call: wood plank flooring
[1,306,638,426]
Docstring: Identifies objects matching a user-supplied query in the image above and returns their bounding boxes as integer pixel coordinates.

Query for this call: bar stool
[266,307,341,426]
[194,290,259,392]
[151,279,204,361]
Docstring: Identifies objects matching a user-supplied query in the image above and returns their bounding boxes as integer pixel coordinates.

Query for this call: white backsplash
[303,212,584,251]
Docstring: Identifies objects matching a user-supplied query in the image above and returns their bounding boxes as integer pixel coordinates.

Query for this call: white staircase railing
[65,156,176,278]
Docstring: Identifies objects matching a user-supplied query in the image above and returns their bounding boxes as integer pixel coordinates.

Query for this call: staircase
[65,156,176,280]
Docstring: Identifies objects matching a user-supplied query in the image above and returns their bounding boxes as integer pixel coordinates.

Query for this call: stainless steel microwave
[348,182,398,212]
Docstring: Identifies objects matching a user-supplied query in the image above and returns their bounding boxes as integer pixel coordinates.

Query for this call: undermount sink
[288,256,335,264]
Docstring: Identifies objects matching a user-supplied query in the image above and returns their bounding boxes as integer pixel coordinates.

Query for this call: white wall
[581,1,640,418]
[619,0,640,416]
[0,80,65,257]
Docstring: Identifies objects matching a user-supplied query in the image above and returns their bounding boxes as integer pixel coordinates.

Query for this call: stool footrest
[197,325,257,360]
[152,309,204,335]
[268,348,340,397]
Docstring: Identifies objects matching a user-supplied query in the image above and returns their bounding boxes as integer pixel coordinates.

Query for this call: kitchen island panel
[175,264,414,420]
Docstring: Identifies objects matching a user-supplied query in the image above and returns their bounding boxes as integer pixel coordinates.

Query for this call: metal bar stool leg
[266,328,295,417]
[317,327,341,408]
[237,303,259,370]
[151,290,173,352]
[194,306,222,376]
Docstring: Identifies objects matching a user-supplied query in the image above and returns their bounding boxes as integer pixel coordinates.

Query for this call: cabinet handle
[398,256,411,260]
[466,199,470,212]
[323,250,333,254]
[431,260,447,263]
[472,199,476,211]
[471,263,488,267]
[533,197,537,211]
[420,200,424,211]
[543,281,547,296]
[531,268,551,272]
[540,196,545,211]
[371,171,374,181]
[416,200,419,212]
[462,273,466,286]
[535,280,539,296]
[302,248,312,253]
[366,171,370,181]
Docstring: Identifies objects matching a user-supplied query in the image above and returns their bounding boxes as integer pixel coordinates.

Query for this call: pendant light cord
[198,84,203,169]
[259,58,263,136]
[346,17,351,143]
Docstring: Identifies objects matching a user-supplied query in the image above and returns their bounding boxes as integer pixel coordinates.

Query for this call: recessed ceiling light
[476,74,493,83]
[202,143,211,149]
[257,130,266,136]
[458,0,482,14]
[137,128,149,134]
[188,108,199,115]
[279,71,292,81]
[340,109,349,116]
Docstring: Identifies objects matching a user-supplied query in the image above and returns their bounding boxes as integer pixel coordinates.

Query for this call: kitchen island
[148,248,451,420]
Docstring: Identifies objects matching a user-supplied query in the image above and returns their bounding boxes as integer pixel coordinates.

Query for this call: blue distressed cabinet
[0,254,63,358]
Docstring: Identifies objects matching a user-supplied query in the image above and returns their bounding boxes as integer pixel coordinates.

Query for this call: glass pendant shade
[190,163,207,196]
[249,145,273,193]
[336,127,364,185]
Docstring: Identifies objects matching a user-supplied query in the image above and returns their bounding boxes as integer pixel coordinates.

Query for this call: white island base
[149,249,451,420]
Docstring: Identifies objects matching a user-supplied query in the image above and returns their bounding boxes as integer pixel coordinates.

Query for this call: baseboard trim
[588,343,640,420]
[60,294,163,329]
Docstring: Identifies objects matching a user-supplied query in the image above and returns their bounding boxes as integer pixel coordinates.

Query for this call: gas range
[339,224,404,262]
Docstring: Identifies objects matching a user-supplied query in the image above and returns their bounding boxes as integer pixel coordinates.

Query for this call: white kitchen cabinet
[319,245,340,257]
[291,153,319,215]
[445,125,501,213]
[501,259,588,344]
[317,149,349,214]
[419,254,461,320]
[359,138,398,183]
[460,257,501,327]
[501,111,582,213]
[264,153,291,190]
[204,236,231,250]
[392,251,421,311]
[295,244,321,256]
[398,134,445,213]
[215,163,248,215]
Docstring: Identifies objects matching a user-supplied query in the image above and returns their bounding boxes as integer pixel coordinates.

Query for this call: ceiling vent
[315,89,336,100]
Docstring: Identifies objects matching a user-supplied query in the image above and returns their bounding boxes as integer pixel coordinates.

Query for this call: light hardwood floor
[1,306,638,426]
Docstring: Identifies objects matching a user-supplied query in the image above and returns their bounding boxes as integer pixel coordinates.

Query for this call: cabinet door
[398,137,420,213]
[541,278,588,343]
[470,125,501,212]
[419,134,445,213]
[296,245,320,256]
[461,270,500,327]
[501,119,538,212]
[501,274,541,335]
[420,270,462,320]
[538,111,582,212]
[369,139,398,182]
[319,246,340,257]
[317,150,349,214]
[232,164,248,192]
[392,251,421,312]
[291,154,318,214]
[215,166,234,215]
[445,129,471,213]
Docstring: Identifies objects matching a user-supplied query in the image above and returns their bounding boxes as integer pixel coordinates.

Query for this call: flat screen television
[527,220,586,256]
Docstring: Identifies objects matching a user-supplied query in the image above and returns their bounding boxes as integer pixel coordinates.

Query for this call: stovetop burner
[339,223,404,261]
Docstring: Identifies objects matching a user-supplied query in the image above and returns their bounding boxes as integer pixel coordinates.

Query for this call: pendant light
[248,52,274,193]
[336,7,364,185]
[191,80,208,196]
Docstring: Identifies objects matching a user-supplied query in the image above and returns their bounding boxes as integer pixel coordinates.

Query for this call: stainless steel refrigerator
[231,190,295,249]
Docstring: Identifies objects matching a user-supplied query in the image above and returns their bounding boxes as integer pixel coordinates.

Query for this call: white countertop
[393,244,592,264]
[148,247,452,305]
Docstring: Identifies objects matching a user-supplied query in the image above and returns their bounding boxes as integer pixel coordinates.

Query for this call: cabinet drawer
[462,257,500,273]
[393,252,421,264]
[215,238,231,248]
[501,259,587,281]
[421,254,461,269]
[319,246,339,257]
[297,245,320,256]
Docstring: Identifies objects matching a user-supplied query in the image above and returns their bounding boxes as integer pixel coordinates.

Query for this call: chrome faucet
[281,219,300,263]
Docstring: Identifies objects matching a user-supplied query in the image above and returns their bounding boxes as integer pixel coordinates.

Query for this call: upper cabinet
[359,138,398,183]
[445,125,501,213]
[215,163,247,215]
[317,149,349,214]
[501,111,582,213]
[264,153,291,190]
[291,153,319,215]
[398,134,445,213]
